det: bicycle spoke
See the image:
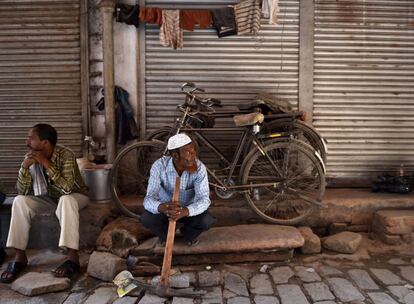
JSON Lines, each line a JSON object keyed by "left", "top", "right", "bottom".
{"left": 263, "top": 191, "right": 283, "bottom": 212}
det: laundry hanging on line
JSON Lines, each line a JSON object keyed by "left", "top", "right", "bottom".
{"left": 115, "top": 0, "right": 280, "bottom": 49}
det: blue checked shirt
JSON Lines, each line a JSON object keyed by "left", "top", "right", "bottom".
{"left": 143, "top": 156, "right": 211, "bottom": 216}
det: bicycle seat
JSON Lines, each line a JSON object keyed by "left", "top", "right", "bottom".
{"left": 237, "top": 100, "right": 264, "bottom": 110}
{"left": 233, "top": 113, "right": 264, "bottom": 126}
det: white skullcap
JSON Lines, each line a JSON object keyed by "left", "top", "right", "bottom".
{"left": 167, "top": 133, "right": 192, "bottom": 150}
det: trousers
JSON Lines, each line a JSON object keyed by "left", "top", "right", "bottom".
{"left": 6, "top": 193, "right": 89, "bottom": 251}
{"left": 140, "top": 210, "right": 216, "bottom": 242}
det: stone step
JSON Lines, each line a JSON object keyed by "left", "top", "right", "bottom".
{"left": 0, "top": 201, "right": 115, "bottom": 249}
{"left": 372, "top": 209, "right": 414, "bottom": 245}
{"left": 130, "top": 224, "right": 304, "bottom": 265}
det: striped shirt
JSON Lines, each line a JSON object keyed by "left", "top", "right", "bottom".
{"left": 144, "top": 156, "right": 211, "bottom": 217}
{"left": 17, "top": 144, "right": 88, "bottom": 200}
{"left": 234, "top": 0, "right": 261, "bottom": 36}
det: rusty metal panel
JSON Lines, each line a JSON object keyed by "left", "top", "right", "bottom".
{"left": 0, "top": 0, "right": 83, "bottom": 192}
{"left": 313, "top": 0, "right": 414, "bottom": 185}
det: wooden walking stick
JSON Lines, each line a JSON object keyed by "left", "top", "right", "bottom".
{"left": 159, "top": 176, "right": 181, "bottom": 289}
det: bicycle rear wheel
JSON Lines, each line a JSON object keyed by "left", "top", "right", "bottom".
{"left": 262, "top": 119, "right": 327, "bottom": 162}
{"left": 241, "top": 140, "right": 325, "bottom": 225}
{"left": 110, "top": 140, "right": 166, "bottom": 218}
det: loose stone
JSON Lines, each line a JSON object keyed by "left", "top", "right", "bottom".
{"left": 11, "top": 272, "right": 71, "bottom": 296}
{"left": 138, "top": 293, "right": 167, "bottom": 304}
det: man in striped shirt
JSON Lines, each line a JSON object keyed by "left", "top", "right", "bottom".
{"left": 140, "top": 133, "right": 215, "bottom": 246}
{"left": 0, "top": 124, "right": 89, "bottom": 283}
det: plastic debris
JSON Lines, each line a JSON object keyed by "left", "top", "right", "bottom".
{"left": 260, "top": 264, "right": 269, "bottom": 273}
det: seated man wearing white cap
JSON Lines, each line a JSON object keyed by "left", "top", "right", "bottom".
{"left": 140, "top": 133, "right": 215, "bottom": 246}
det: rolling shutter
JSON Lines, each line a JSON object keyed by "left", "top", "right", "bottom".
{"left": 140, "top": 0, "right": 300, "bottom": 165}
{"left": 313, "top": 0, "right": 414, "bottom": 185}
{"left": 0, "top": 0, "right": 84, "bottom": 192}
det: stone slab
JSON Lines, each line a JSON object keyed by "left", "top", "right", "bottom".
{"left": 326, "top": 277, "right": 365, "bottom": 302}
{"left": 399, "top": 266, "right": 414, "bottom": 284}
{"left": 198, "top": 270, "right": 221, "bottom": 287}
{"left": 254, "top": 295, "right": 280, "bottom": 304}
{"left": 277, "top": 284, "right": 309, "bottom": 304}
{"left": 224, "top": 272, "right": 249, "bottom": 296}
{"left": 303, "top": 282, "right": 335, "bottom": 302}
{"left": 294, "top": 266, "right": 321, "bottom": 282}
{"left": 270, "top": 266, "right": 294, "bottom": 284}
{"left": 368, "top": 292, "right": 399, "bottom": 304}
{"left": 250, "top": 273, "right": 274, "bottom": 295}
{"left": 348, "top": 269, "right": 379, "bottom": 290}
{"left": 11, "top": 272, "right": 70, "bottom": 296}
{"left": 370, "top": 268, "right": 406, "bottom": 285}
{"left": 153, "top": 224, "right": 304, "bottom": 255}
{"left": 84, "top": 286, "right": 118, "bottom": 304}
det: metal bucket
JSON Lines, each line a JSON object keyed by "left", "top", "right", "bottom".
{"left": 81, "top": 164, "right": 112, "bottom": 202}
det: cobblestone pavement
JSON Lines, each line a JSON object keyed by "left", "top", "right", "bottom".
{"left": 1, "top": 238, "right": 414, "bottom": 304}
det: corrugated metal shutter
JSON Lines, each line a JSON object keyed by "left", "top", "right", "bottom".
{"left": 0, "top": 0, "right": 83, "bottom": 192}
{"left": 141, "top": 0, "right": 299, "bottom": 166}
{"left": 313, "top": 0, "right": 414, "bottom": 185}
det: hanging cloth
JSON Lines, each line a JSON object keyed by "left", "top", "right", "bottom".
{"left": 159, "top": 10, "right": 183, "bottom": 49}
{"left": 139, "top": 7, "right": 163, "bottom": 26}
{"left": 262, "top": 0, "right": 279, "bottom": 24}
{"left": 116, "top": 4, "right": 140, "bottom": 27}
{"left": 180, "top": 10, "right": 212, "bottom": 31}
{"left": 211, "top": 7, "right": 237, "bottom": 38}
{"left": 30, "top": 164, "right": 48, "bottom": 196}
{"left": 234, "top": 0, "right": 261, "bottom": 36}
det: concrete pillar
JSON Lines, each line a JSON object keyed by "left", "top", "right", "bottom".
{"left": 100, "top": 0, "right": 116, "bottom": 163}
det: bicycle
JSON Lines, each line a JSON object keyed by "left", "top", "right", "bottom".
{"left": 111, "top": 83, "right": 326, "bottom": 225}
{"left": 146, "top": 87, "right": 327, "bottom": 163}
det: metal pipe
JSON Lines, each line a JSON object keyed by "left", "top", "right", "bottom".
{"left": 100, "top": 0, "right": 116, "bottom": 163}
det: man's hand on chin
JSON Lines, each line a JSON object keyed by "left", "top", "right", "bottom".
{"left": 27, "top": 151, "right": 51, "bottom": 169}
{"left": 22, "top": 152, "right": 36, "bottom": 169}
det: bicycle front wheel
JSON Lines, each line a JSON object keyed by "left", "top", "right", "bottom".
{"left": 241, "top": 140, "right": 326, "bottom": 225}
{"left": 110, "top": 140, "right": 166, "bottom": 218}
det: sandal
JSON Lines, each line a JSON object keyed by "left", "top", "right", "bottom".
{"left": 53, "top": 260, "right": 80, "bottom": 278}
{"left": 0, "top": 261, "right": 27, "bottom": 283}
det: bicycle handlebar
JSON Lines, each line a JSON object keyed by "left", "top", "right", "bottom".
{"left": 180, "top": 82, "right": 222, "bottom": 108}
